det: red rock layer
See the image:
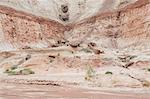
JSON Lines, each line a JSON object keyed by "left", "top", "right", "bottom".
{"left": 0, "top": 0, "right": 149, "bottom": 50}
{"left": 67, "top": 0, "right": 150, "bottom": 50}
{"left": 0, "top": 5, "right": 67, "bottom": 50}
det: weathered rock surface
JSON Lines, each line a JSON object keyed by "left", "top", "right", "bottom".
{"left": 69, "top": 0, "right": 150, "bottom": 50}
{"left": 0, "top": 0, "right": 137, "bottom": 24}
{"left": 0, "top": 0, "right": 148, "bottom": 51}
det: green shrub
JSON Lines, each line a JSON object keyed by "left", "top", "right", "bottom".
{"left": 4, "top": 67, "right": 35, "bottom": 75}
{"left": 5, "top": 69, "right": 10, "bottom": 73}
{"left": 20, "top": 68, "right": 35, "bottom": 75}
{"left": 10, "top": 66, "right": 17, "bottom": 70}
{"left": 147, "top": 68, "right": 150, "bottom": 72}
{"left": 85, "top": 66, "right": 95, "bottom": 80}
{"left": 81, "top": 48, "right": 92, "bottom": 53}
{"left": 143, "top": 68, "right": 150, "bottom": 72}
{"left": 105, "top": 71, "right": 113, "bottom": 75}
{"left": 7, "top": 71, "right": 19, "bottom": 75}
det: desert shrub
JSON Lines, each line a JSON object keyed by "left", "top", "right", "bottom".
{"left": 20, "top": 68, "right": 35, "bottom": 75}
{"left": 4, "top": 67, "right": 34, "bottom": 75}
{"left": 143, "top": 68, "right": 150, "bottom": 72}
{"left": 4, "top": 66, "right": 18, "bottom": 74}
{"left": 105, "top": 71, "right": 113, "bottom": 75}
{"left": 4, "top": 68, "right": 19, "bottom": 75}
{"left": 118, "top": 0, "right": 129, "bottom": 7}
{"left": 102, "top": 57, "right": 112, "bottom": 61}
{"left": 10, "top": 66, "right": 18, "bottom": 70}
{"left": 85, "top": 65, "right": 95, "bottom": 80}
{"left": 142, "top": 80, "right": 150, "bottom": 87}
{"left": 80, "top": 48, "right": 92, "bottom": 53}
{"left": 147, "top": 68, "right": 150, "bottom": 72}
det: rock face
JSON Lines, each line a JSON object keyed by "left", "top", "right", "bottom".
{"left": 0, "top": 0, "right": 137, "bottom": 24}
{"left": 1, "top": 0, "right": 150, "bottom": 89}
{"left": 68, "top": 0, "right": 150, "bottom": 50}
{"left": 0, "top": 0, "right": 149, "bottom": 51}
{"left": 0, "top": 5, "right": 66, "bottom": 50}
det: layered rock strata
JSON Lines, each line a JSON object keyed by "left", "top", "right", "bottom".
{"left": 68, "top": 0, "right": 150, "bottom": 51}
{"left": 0, "top": 0, "right": 149, "bottom": 51}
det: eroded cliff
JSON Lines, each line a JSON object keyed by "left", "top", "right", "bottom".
{"left": 68, "top": 0, "right": 150, "bottom": 51}
{"left": 0, "top": 0, "right": 150, "bottom": 89}
{"left": 0, "top": 0, "right": 149, "bottom": 51}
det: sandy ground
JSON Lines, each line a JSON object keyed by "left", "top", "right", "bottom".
{"left": 1, "top": 82, "right": 150, "bottom": 99}
{"left": 0, "top": 49, "right": 150, "bottom": 98}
